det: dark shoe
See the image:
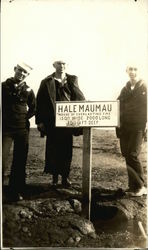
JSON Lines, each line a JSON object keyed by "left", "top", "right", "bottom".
{"left": 62, "top": 178, "right": 72, "bottom": 188}
{"left": 18, "top": 193, "right": 24, "bottom": 201}
{"left": 9, "top": 192, "right": 23, "bottom": 202}
{"left": 125, "top": 188, "right": 135, "bottom": 193}
{"left": 52, "top": 175, "right": 58, "bottom": 186}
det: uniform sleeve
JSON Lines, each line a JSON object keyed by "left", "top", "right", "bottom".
{"left": 69, "top": 76, "right": 86, "bottom": 136}
{"left": 2, "top": 81, "right": 12, "bottom": 116}
{"left": 35, "top": 80, "right": 47, "bottom": 124}
{"left": 117, "top": 87, "right": 126, "bottom": 119}
{"left": 141, "top": 83, "right": 147, "bottom": 124}
{"left": 115, "top": 88, "right": 124, "bottom": 138}
{"left": 27, "top": 89, "right": 36, "bottom": 119}
{"left": 2, "top": 82, "right": 7, "bottom": 117}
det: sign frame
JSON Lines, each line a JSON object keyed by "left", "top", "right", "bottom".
{"left": 55, "top": 100, "right": 120, "bottom": 128}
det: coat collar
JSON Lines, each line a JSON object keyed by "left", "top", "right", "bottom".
{"left": 126, "top": 79, "right": 143, "bottom": 90}
{"left": 47, "top": 72, "right": 69, "bottom": 80}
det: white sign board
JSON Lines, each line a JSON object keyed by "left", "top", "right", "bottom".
{"left": 56, "top": 101, "right": 120, "bottom": 127}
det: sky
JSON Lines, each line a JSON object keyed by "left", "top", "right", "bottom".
{"left": 1, "top": 0, "right": 148, "bottom": 126}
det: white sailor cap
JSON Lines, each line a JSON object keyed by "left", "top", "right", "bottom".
{"left": 17, "top": 62, "right": 33, "bottom": 73}
{"left": 53, "top": 59, "right": 67, "bottom": 65}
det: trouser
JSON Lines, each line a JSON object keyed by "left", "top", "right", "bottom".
{"left": 2, "top": 130, "right": 29, "bottom": 193}
{"left": 120, "top": 129, "right": 145, "bottom": 191}
{"left": 44, "top": 128, "right": 73, "bottom": 178}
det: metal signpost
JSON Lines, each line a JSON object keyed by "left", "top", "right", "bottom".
{"left": 56, "top": 101, "right": 120, "bottom": 220}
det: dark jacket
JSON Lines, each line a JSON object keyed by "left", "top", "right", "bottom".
{"left": 117, "top": 79, "right": 147, "bottom": 132}
{"left": 35, "top": 73, "right": 85, "bottom": 131}
{"left": 2, "top": 78, "right": 36, "bottom": 131}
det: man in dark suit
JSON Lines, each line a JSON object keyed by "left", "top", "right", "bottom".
{"left": 36, "top": 60, "right": 85, "bottom": 187}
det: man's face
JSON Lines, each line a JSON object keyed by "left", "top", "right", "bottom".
{"left": 126, "top": 66, "right": 138, "bottom": 81}
{"left": 53, "top": 61, "right": 66, "bottom": 74}
{"left": 14, "top": 66, "right": 29, "bottom": 82}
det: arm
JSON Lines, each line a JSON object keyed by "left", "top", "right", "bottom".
{"left": 115, "top": 88, "right": 124, "bottom": 138}
{"left": 35, "top": 80, "right": 48, "bottom": 135}
{"left": 70, "top": 76, "right": 85, "bottom": 101}
{"left": 69, "top": 76, "right": 85, "bottom": 136}
{"left": 27, "top": 89, "right": 36, "bottom": 119}
{"left": 35, "top": 80, "right": 47, "bottom": 125}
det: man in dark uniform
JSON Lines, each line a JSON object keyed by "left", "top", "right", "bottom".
{"left": 116, "top": 64, "right": 147, "bottom": 197}
{"left": 2, "top": 62, "right": 36, "bottom": 201}
{"left": 36, "top": 59, "right": 85, "bottom": 187}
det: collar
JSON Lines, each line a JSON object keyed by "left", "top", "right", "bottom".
{"left": 126, "top": 79, "right": 143, "bottom": 90}
{"left": 47, "top": 72, "right": 69, "bottom": 78}
{"left": 54, "top": 75, "right": 67, "bottom": 86}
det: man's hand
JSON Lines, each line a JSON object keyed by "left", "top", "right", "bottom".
{"left": 116, "top": 127, "right": 121, "bottom": 138}
{"left": 37, "top": 123, "right": 46, "bottom": 137}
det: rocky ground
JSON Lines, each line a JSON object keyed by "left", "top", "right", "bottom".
{"left": 2, "top": 128, "right": 147, "bottom": 248}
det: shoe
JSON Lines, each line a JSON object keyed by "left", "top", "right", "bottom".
{"left": 129, "top": 186, "right": 147, "bottom": 197}
{"left": 62, "top": 178, "right": 72, "bottom": 188}
{"left": 52, "top": 175, "right": 58, "bottom": 186}
{"left": 125, "top": 188, "right": 135, "bottom": 194}
{"left": 9, "top": 192, "right": 23, "bottom": 202}
{"left": 18, "top": 193, "right": 23, "bottom": 201}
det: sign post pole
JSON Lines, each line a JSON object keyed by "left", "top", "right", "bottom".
{"left": 55, "top": 101, "right": 119, "bottom": 221}
{"left": 82, "top": 127, "right": 92, "bottom": 220}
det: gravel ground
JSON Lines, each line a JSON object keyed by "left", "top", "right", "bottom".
{"left": 2, "top": 128, "right": 147, "bottom": 248}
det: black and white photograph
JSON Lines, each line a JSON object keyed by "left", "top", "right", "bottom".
{"left": 1, "top": 0, "right": 148, "bottom": 249}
